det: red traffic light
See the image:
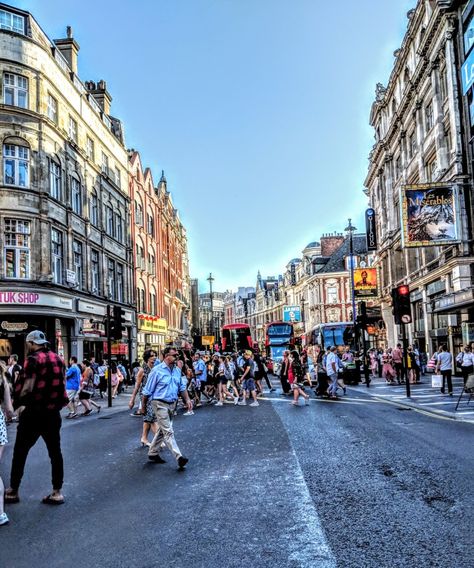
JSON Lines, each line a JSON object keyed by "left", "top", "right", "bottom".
{"left": 397, "top": 285, "right": 410, "bottom": 296}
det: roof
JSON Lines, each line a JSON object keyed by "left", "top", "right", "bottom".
{"left": 320, "top": 234, "right": 368, "bottom": 274}
{"left": 305, "top": 241, "right": 320, "bottom": 249}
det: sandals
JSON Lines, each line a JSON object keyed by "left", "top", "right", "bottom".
{"left": 42, "top": 494, "right": 65, "bottom": 505}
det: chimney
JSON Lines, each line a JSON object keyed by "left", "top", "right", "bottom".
{"left": 54, "top": 26, "right": 80, "bottom": 74}
{"left": 85, "top": 79, "right": 112, "bottom": 115}
{"left": 320, "top": 232, "right": 345, "bottom": 257}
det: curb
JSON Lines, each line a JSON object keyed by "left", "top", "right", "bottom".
{"left": 346, "top": 385, "right": 474, "bottom": 424}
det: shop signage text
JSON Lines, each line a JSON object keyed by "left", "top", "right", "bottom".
{"left": 1, "top": 321, "right": 28, "bottom": 332}
{"left": 0, "top": 291, "right": 73, "bottom": 310}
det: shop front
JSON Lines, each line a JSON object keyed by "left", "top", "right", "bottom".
{"left": 0, "top": 289, "right": 74, "bottom": 364}
{"left": 137, "top": 314, "right": 167, "bottom": 360}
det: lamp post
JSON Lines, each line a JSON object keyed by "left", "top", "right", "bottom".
{"left": 345, "top": 219, "right": 357, "bottom": 337}
{"left": 207, "top": 272, "right": 214, "bottom": 342}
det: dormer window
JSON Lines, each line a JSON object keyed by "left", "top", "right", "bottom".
{"left": 0, "top": 9, "right": 25, "bottom": 34}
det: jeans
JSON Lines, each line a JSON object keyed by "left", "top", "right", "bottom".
{"left": 328, "top": 373, "right": 338, "bottom": 395}
{"left": 10, "top": 407, "right": 64, "bottom": 491}
{"left": 148, "top": 400, "right": 182, "bottom": 461}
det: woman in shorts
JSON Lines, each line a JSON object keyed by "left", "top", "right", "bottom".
{"left": 288, "top": 351, "right": 310, "bottom": 406}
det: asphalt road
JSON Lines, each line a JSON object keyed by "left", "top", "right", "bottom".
{"left": 0, "top": 386, "right": 472, "bottom": 568}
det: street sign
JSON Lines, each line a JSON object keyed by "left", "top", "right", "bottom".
{"left": 283, "top": 305, "right": 301, "bottom": 322}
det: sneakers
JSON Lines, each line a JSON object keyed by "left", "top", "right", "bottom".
{"left": 183, "top": 410, "right": 194, "bottom": 416}
{"left": 177, "top": 455, "right": 189, "bottom": 470}
{"left": 0, "top": 513, "right": 9, "bottom": 526}
{"left": 66, "top": 412, "right": 77, "bottom": 419}
{"left": 237, "top": 400, "right": 247, "bottom": 406}
{"left": 215, "top": 401, "right": 223, "bottom": 407}
{"left": 249, "top": 401, "right": 259, "bottom": 407}
{"left": 234, "top": 397, "right": 239, "bottom": 405}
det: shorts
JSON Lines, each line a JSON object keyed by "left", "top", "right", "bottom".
{"left": 66, "top": 389, "right": 77, "bottom": 402}
{"left": 78, "top": 391, "right": 91, "bottom": 400}
{"left": 220, "top": 377, "right": 230, "bottom": 385}
{"left": 243, "top": 378, "right": 256, "bottom": 392}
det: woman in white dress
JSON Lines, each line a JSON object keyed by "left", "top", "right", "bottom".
{"left": 0, "top": 361, "right": 14, "bottom": 526}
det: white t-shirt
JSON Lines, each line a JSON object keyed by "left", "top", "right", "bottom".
{"left": 457, "top": 351, "right": 474, "bottom": 367}
{"left": 326, "top": 352, "right": 338, "bottom": 376}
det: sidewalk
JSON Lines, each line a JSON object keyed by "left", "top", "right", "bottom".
{"left": 347, "top": 375, "right": 474, "bottom": 423}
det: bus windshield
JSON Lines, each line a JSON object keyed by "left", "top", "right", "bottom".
{"left": 267, "top": 324, "right": 292, "bottom": 336}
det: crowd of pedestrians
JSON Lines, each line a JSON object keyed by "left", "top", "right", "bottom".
{"left": 1, "top": 327, "right": 473, "bottom": 528}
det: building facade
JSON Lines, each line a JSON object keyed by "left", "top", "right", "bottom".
{"left": 129, "top": 151, "right": 191, "bottom": 357}
{"left": 198, "top": 291, "right": 225, "bottom": 340}
{"left": 0, "top": 4, "right": 134, "bottom": 363}
{"left": 364, "top": 0, "right": 474, "bottom": 354}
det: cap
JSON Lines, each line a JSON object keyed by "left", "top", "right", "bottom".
{"left": 25, "top": 330, "right": 49, "bottom": 345}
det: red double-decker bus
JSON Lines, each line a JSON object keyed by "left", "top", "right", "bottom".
{"left": 221, "top": 323, "right": 253, "bottom": 353}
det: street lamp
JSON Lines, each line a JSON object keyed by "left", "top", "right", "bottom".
{"left": 207, "top": 272, "right": 214, "bottom": 340}
{"left": 344, "top": 219, "right": 357, "bottom": 335}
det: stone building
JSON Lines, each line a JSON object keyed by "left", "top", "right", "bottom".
{"left": 198, "top": 291, "right": 225, "bottom": 340}
{"left": 0, "top": 4, "right": 134, "bottom": 362}
{"left": 129, "top": 151, "right": 191, "bottom": 355}
{"left": 364, "top": 0, "right": 474, "bottom": 354}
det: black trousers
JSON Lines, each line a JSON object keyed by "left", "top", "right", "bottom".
{"left": 441, "top": 370, "right": 453, "bottom": 394}
{"left": 10, "top": 407, "right": 64, "bottom": 492}
{"left": 461, "top": 365, "right": 473, "bottom": 385}
{"left": 280, "top": 374, "right": 291, "bottom": 393}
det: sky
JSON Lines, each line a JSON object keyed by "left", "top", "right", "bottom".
{"left": 10, "top": 0, "right": 415, "bottom": 292}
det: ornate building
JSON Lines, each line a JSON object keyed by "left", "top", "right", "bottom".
{"left": 0, "top": 5, "right": 134, "bottom": 363}
{"left": 364, "top": 0, "right": 474, "bottom": 354}
{"left": 129, "top": 151, "right": 190, "bottom": 356}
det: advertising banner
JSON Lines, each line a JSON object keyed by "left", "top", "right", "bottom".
{"left": 354, "top": 267, "right": 378, "bottom": 298}
{"left": 283, "top": 305, "right": 301, "bottom": 322}
{"left": 401, "top": 184, "right": 459, "bottom": 248}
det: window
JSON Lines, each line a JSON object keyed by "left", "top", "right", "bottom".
{"left": 440, "top": 68, "right": 448, "bottom": 101}
{"left": 148, "top": 252, "right": 155, "bottom": 275}
{"left": 86, "top": 137, "right": 95, "bottom": 161}
{"left": 106, "top": 205, "right": 114, "bottom": 235}
{"left": 135, "top": 201, "right": 143, "bottom": 226}
{"left": 49, "top": 159, "right": 61, "bottom": 200}
{"left": 150, "top": 291, "right": 157, "bottom": 315}
{"left": 117, "top": 263, "right": 124, "bottom": 303}
{"left": 464, "top": 15, "right": 474, "bottom": 55}
{"left": 425, "top": 102, "right": 434, "bottom": 131}
{"left": 136, "top": 244, "right": 145, "bottom": 270}
{"left": 0, "top": 9, "right": 25, "bottom": 33}
{"left": 107, "top": 259, "right": 116, "bottom": 300}
{"left": 51, "top": 228, "right": 63, "bottom": 284}
{"left": 71, "top": 177, "right": 82, "bottom": 214}
{"left": 327, "top": 287, "right": 338, "bottom": 304}
{"left": 47, "top": 94, "right": 57, "bottom": 123}
{"left": 147, "top": 213, "right": 154, "bottom": 236}
{"left": 91, "top": 249, "right": 100, "bottom": 293}
{"left": 90, "top": 193, "right": 98, "bottom": 226}
{"left": 4, "top": 219, "right": 30, "bottom": 279}
{"left": 73, "top": 240, "right": 83, "bottom": 290}
{"left": 115, "top": 212, "right": 123, "bottom": 242}
{"left": 409, "top": 131, "right": 417, "bottom": 159}
{"left": 444, "top": 127, "right": 452, "bottom": 154}
{"left": 395, "top": 155, "right": 402, "bottom": 179}
{"left": 114, "top": 167, "right": 121, "bottom": 188}
{"left": 427, "top": 158, "right": 437, "bottom": 181}
{"left": 68, "top": 116, "right": 78, "bottom": 142}
{"left": 3, "top": 144, "right": 29, "bottom": 187}
{"left": 137, "top": 288, "right": 146, "bottom": 313}
{"left": 101, "top": 152, "right": 109, "bottom": 175}
{"left": 3, "top": 73, "right": 28, "bottom": 108}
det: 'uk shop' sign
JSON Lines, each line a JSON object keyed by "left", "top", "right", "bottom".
{"left": 0, "top": 291, "right": 73, "bottom": 310}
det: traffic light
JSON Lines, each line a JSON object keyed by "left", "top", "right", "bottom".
{"left": 109, "top": 305, "right": 127, "bottom": 340}
{"left": 391, "top": 285, "right": 412, "bottom": 325}
{"left": 356, "top": 301, "right": 368, "bottom": 330}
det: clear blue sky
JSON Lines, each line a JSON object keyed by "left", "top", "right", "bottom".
{"left": 10, "top": 0, "right": 415, "bottom": 292}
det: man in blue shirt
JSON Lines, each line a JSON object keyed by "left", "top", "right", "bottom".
{"left": 65, "top": 356, "right": 81, "bottom": 418}
{"left": 142, "top": 347, "right": 192, "bottom": 469}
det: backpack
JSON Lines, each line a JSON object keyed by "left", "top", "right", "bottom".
{"left": 224, "top": 363, "right": 233, "bottom": 381}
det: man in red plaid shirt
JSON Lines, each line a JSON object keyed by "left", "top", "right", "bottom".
{"left": 4, "top": 330, "right": 69, "bottom": 506}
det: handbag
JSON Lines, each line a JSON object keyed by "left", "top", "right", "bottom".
{"left": 431, "top": 374, "right": 443, "bottom": 388}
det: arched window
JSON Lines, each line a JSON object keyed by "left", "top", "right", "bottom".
{"left": 3, "top": 138, "right": 29, "bottom": 187}
{"left": 147, "top": 210, "right": 154, "bottom": 236}
{"left": 106, "top": 204, "right": 114, "bottom": 235}
{"left": 150, "top": 288, "right": 157, "bottom": 315}
{"left": 115, "top": 209, "right": 123, "bottom": 242}
{"left": 71, "top": 173, "right": 82, "bottom": 214}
